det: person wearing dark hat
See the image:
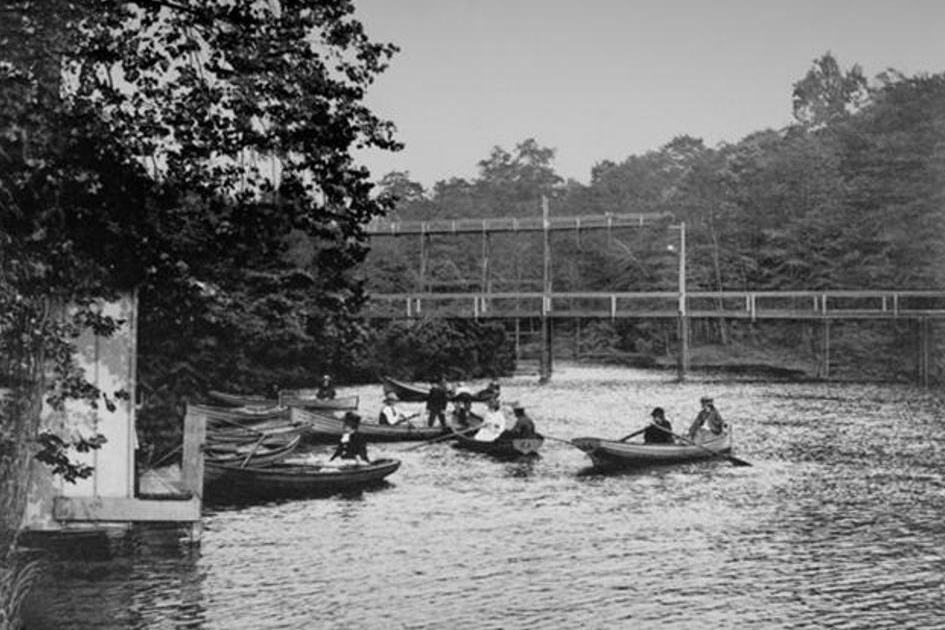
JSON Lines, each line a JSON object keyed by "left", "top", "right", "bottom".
{"left": 426, "top": 376, "right": 449, "bottom": 428}
{"left": 315, "top": 374, "right": 336, "bottom": 400}
{"left": 687, "top": 396, "right": 725, "bottom": 440}
{"left": 330, "top": 412, "right": 371, "bottom": 464}
{"left": 644, "top": 407, "right": 674, "bottom": 444}
{"left": 500, "top": 402, "right": 536, "bottom": 439}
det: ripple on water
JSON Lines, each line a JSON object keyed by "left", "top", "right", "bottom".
{"left": 22, "top": 364, "right": 945, "bottom": 630}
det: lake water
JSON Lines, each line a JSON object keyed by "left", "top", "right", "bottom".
{"left": 21, "top": 364, "right": 945, "bottom": 629}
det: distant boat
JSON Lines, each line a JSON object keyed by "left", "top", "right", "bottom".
{"left": 278, "top": 391, "right": 359, "bottom": 411}
{"left": 451, "top": 432, "right": 544, "bottom": 458}
{"left": 570, "top": 430, "right": 734, "bottom": 470}
{"left": 203, "top": 457, "right": 401, "bottom": 500}
{"left": 208, "top": 390, "right": 279, "bottom": 408}
{"left": 382, "top": 376, "right": 497, "bottom": 403}
{"left": 290, "top": 407, "right": 451, "bottom": 442}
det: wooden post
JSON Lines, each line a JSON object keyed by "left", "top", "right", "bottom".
{"left": 418, "top": 232, "right": 428, "bottom": 292}
{"left": 481, "top": 232, "right": 490, "bottom": 314}
{"left": 539, "top": 197, "right": 553, "bottom": 383}
{"left": 180, "top": 405, "right": 206, "bottom": 543}
{"left": 676, "top": 221, "right": 689, "bottom": 381}
{"left": 514, "top": 318, "right": 521, "bottom": 360}
{"left": 918, "top": 318, "right": 931, "bottom": 388}
{"left": 821, "top": 319, "right": 831, "bottom": 380}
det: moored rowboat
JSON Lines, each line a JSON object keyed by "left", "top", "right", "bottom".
{"left": 203, "top": 457, "right": 401, "bottom": 499}
{"left": 451, "top": 432, "right": 544, "bottom": 457}
{"left": 277, "top": 392, "right": 359, "bottom": 411}
{"left": 381, "top": 376, "right": 497, "bottom": 403}
{"left": 290, "top": 407, "right": 450, "bottom": 442}
{"left": 570, "top": 429, "right": 733, "bottom": 470}
{"left": 208, "top": 390, "right": 279, "bottom": 408}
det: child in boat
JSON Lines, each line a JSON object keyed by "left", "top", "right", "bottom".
{"left": 330, "top": 412, "right": 371, "bottom": 464}
{"left": 643, "top": 407, "right": 674, "bottom": 444}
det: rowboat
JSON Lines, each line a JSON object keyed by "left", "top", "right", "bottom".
{"left": 208, "top": 390, "right": 279, "bottom": 408}
{"left": 277, "top": 392, "right": 359, "bottom": 411}
{"left": 382, "top": 376, "right": 497, "bottom": 403}
{"left": 203, "top": 458, "right": 401, "bottom": 499}
{"left": 451, "top": 432, "right": 544, "bottom": 458}
{"left": 570, "top": 429, "right": 733, "bottom": 470}
{"left": 290, "top": 407, "right": 451, "bottom": 442}
{"left": 197, "top": 403, "right": 289, "bottom": 426}
{"left": 203, "top": 434, "right": 301, "bottom": 470}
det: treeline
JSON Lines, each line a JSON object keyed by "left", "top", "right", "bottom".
{"left": 363, "top": 54, "right": 945, "bottom": 377}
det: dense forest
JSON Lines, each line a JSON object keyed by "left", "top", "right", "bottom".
{"left": 362, "top": 54, "right": 945, "bottom": 381}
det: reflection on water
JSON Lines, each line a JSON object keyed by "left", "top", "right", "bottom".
{"left": 22, "top": 364, "right": 945, "bottom": 629}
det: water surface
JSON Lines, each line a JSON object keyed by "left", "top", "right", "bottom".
{"left": 23, "top": 364, "right": 945, "bottom": 629}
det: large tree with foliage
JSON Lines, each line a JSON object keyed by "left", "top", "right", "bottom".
{"left": 1, "top": 0, "right": 399, "bottom": 615}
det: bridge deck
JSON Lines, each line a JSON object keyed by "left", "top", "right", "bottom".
{"left": 364, "top": 290, "right": 945, "bottom": 320}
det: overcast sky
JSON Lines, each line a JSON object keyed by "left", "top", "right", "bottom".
{"left": 352, "top": 0, "right": 945, "bottom": 188}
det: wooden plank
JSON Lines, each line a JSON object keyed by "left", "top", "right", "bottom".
{"left": 54, "top": 496, "right": 201, "bottom": 522}
{"left": 181, "top": 406, "right": 206, "bottom": 500}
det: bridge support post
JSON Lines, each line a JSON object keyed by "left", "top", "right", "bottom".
{"left": 675, "top": 221, "right": 688, "bottom": 381}
{"left": 917, "top": 317, "right": 932, "bottom": 388}
{"left": 820, "top": 319, "right": 831, "bottom": 380}
{"left": 539, "top": 197, "right": 553, "bottom": 384}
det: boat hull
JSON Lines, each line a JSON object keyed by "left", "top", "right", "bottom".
{"left": 277, "top": 393, "right": 359, "bottom": 411}
{"left": 203, "top": 458, "right": 401, "bottom": 499}
{"left": 452, "top": 433, "right": 544, "bottom": 457}
{"left": 291, "top": 407, "right": 451, "bottom": 442}
{"left": 572, "top": 430, "right": 733, "bottom": 470}
{"left": 382, "top": 376, "right": 496, "bottom": 403}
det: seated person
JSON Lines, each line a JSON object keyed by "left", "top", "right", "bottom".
{"left": 451, "top": 389, "right": 474, "bottom": 428}
{"left": 687, "top": 396, "right": 725, "bottom": 439}
{"left": 316, "top": 374, "right": 336, "bottom": 400}
{"left": 378, "top": 392, "right": 413, "bottom": 426}
{"left": 330, "top": 412, "right": 371, "bottom": 464}
{"left": 473, "top": 396, "right": 508, "bottom": 442}
{"left": 500, "top": 402, "right": 536, "bottom": 438}
{"left": 643, "top": 407, "right": 674, "bottom": 444}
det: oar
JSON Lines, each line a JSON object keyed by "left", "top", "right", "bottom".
{"left": 618, "top": 427, "right": 648, "bottom": 442}
{"left": 398, "top": 424, "right": 480, "bottom": 451}
{"left": 239, "top": 434, "right": 267, "bottom": 468}
{"left": 655, "top": 425, "right": 752, "bottom": 467}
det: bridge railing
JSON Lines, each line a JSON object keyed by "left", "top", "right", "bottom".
{"left": 363, "top": 290, "right": 945, "bottom": 320}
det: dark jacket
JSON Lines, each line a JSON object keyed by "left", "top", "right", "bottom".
{"left": 330, "top": 431, "right": 370, "bottom": 462}
{"left": 644, "top": 418, "right": 674, "bottom": 444}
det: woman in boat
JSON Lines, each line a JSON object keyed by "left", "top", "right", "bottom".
{"left": 451, "top": 388, "right": 474, "bottom": 427}
{"left": 330, "top": 412, "right": 371, "bottom": 464}
{"left": 687, "top": 396, "right": 726, "bottom": 440}
{"left": 643, "top": 407, "right": 674, "bottom": 444}
{"left": 473, "top": 396, "right": 509, "bottom": 442}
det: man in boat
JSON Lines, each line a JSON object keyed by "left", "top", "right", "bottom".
{"left": 687, "top": 396, "right": 726, "bottom": 440}
{"left": 500, "top": 402, "right": 536, "bottom": 438}
{"left": 330, "top": 412, "right": 371, "bottom": 464}
{"left": 316, "top": 374, "right": 336, "bottom": 400}
{"left": 426, "top": 376, "right": 449, "bottom": 428}
{"left": 643, "top": 407, "right": 674, "bottom": 444}
{"left": 378, "top": 392, "right": 414, "bottom": 426}
{"left": 473, "top": 396, "right": 510, "bottom": 442}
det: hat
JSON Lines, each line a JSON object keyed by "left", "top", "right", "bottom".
{"left": 510, "top": 401, "right": 525, "bottom": 411}
{"left": 700, "top": 396, "right": 713, "bottom": 404}
{"left": 343, "top": 411, "right": 361, "bottom": 426}
{"left": 651, "top": 406, "right": 665, "bottom": 418}
{"left": 384, "top": 391, "right": 399, "bottom": 402}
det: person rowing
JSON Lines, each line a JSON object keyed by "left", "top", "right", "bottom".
{"left": 378, "top": 392, "right": 418, "bottom": 426}
{"left": 643, "top": 407, "right": 674, "bottom": 444}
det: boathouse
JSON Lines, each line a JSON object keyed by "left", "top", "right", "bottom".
{"left": 21, "top": 294, "right": 204, "bottom": 538}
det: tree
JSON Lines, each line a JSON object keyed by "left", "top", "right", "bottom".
{"left": 792, "top": 52, "right": 868, "bottom": 128}
{"left": 1, "top": 0, "right": 400, "bottom": 604}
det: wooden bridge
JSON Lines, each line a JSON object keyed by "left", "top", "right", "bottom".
{"left": 364, "top": 207, "right": 941, "bottom": 385}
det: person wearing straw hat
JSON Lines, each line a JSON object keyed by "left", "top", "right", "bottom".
{"left": 330, "top": 412, "right": 371, "bottom": 464}
{"left": 687, "top": 396, "right": 725, "bottom": 440}
{"left": 473, "top": 395, "right": 509, "bottom": 442}
{"left": 378, "top": 391, "right": 415, "bottom": 426}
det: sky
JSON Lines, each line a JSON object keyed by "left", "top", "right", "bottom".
{"left": 351, "top": 0, "right": 945, "bottom": 189}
